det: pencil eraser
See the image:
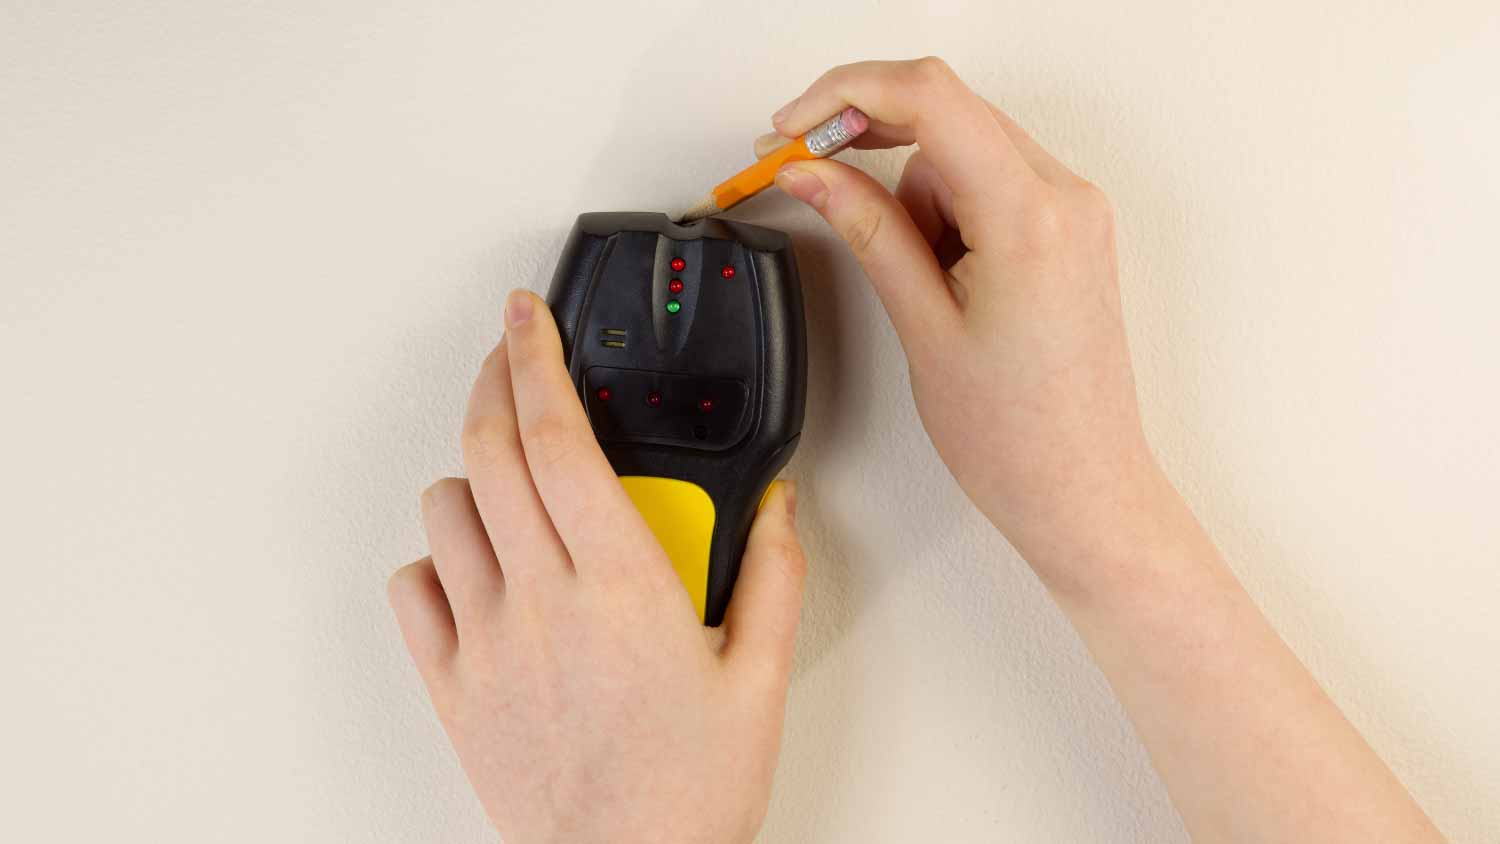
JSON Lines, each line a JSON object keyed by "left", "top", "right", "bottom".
{"left": 840, "top": 107, "right": 869, "bottom": 136}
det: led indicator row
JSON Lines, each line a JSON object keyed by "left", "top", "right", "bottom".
{"left": 595, "top": 386, "right": 714, "bottom": 412}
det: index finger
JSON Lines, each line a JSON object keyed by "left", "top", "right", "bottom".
{"left": 771, "top": 58, "right": 1036, "bottom": 201}
{"left": 499, "top": 290, "right": 677, "bottom": 588}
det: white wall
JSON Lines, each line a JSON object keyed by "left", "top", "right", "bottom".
{"left": 3, "top": 1, "right": 1496, "bottom": 841}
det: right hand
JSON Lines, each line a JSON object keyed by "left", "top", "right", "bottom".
{"left": 764, "top": 58, "right": 1156, "bottom": 592}
{"left": 763, "top": 61, "right": 1449, "bottom": 844}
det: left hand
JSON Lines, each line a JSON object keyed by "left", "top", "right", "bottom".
{"left": 387, "top": 289, "right": 807, "bottom": 844}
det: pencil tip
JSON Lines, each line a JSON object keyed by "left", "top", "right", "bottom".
{"left": 675, "top": 197, "right": 720, "bottom": 224}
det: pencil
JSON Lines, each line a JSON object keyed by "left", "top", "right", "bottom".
{"left": 677, "top": 107, "right": 870, "bottom": 223}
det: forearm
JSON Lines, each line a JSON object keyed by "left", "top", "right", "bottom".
{"left": 1030, "top": 465, "right": 1443, "bottom": 843}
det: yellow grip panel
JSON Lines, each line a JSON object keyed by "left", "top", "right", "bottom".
{"left": 618, "top": 476, "right": 715, "bottom": 621}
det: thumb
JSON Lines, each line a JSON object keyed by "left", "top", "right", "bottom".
{"left": 722, "top": 480, "right": 806, "bottom": 681}
{"left": 774, "top": 159, "right": 960, "bottom": 348}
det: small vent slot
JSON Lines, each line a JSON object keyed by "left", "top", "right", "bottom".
{"left": 599, "top": 328, "right": 627, "bottom": 349}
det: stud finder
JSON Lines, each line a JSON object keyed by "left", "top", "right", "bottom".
{"left": 546, "top": 212, "right": 807, "bottom": 625}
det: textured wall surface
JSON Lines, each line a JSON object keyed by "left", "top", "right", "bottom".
{"left": 3, "top": 1, "right": 1497, "bottom": 841}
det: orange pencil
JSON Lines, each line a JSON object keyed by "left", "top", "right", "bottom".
{"left": 678, "top": 107, "right": 870, "bottom": 222}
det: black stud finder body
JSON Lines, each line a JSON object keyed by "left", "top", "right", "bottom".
{"left": 546, "top": 212, "right": 806, "bottom": 626}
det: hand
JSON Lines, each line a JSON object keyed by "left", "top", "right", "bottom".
{"left": 765, "top": 59, "right": 1444, "bottom": 844}
{"left": 765, "top": 58, "right": 1152, "bottom": 595}
{"left": 388, "top": 290, "right": 806, "bottom": 844}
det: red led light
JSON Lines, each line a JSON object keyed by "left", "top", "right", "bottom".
{"left": 646, "top": 390, "right": 663, "bottom": 407}
{"left": 668, "top": 278, "right": 684, "bottom": 294}
{"left": 720, "top": 265, "right": 735, "bottom": 279}
{"left": 698, "top": 398, "right": 714, "bottom": 413}
{"left": 595, "top": 387, "right": 611, "bottom": 402}
{"left": 670, "top": 257, "right": 686, "bottom": 272}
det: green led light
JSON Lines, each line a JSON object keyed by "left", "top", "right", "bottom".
{"left": 666, "top": 300, "right": 681, "bottom": 314}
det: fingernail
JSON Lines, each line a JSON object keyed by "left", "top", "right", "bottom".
{"left": 775, "top": 166, "right": 828, "bottom": 209}
{"left": 505, "top": 290, "right": 534, "bottom": 326}
{"left": 772, "top": 97, "right": 798, "bottom": 127}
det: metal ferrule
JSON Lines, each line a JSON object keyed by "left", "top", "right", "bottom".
{"left": 804, "top": 111, "right": 861, "bottom": 157}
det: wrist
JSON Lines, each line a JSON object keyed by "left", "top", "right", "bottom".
{"left": 1000, "top": 448, "right": 1226, "bottom": 612}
